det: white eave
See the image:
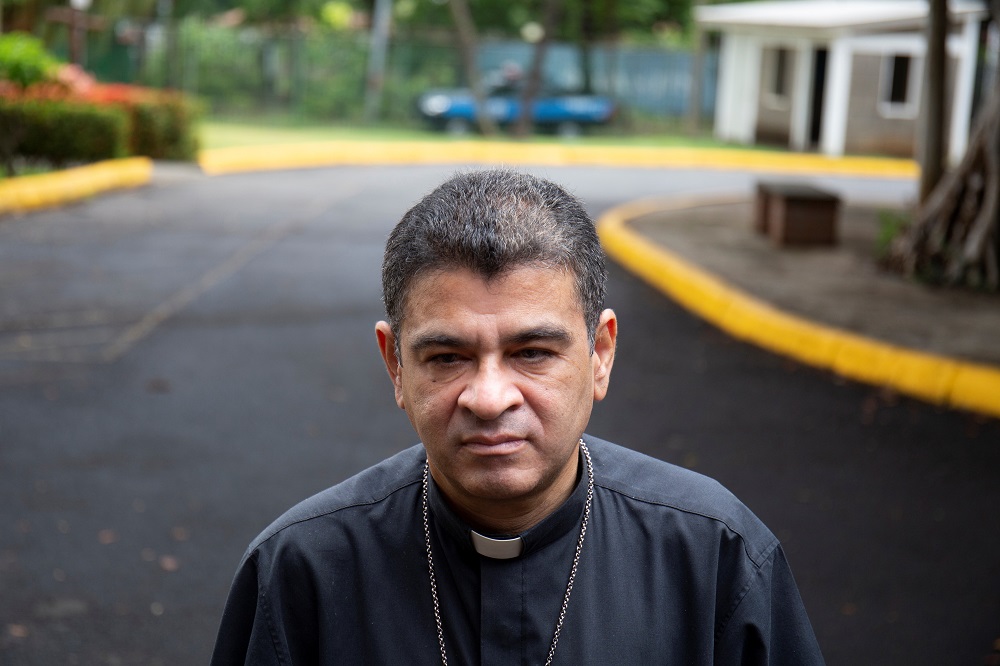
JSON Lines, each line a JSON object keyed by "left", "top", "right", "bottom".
{"left": 696, "top": 0, "right": 988, "bottom": 38}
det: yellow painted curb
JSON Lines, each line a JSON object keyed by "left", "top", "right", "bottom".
{"left": 597, "top": 198, "right": 1000, "bottom": 420}
{"left": 198, "top": 140, "right": 918, "bottom": 179}
{"left": 0, "top": 157, "right": 153, "bottom": 215}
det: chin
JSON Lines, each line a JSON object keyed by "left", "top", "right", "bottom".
{"left": 463, "top": 470, "right": 541, "bottom": 502}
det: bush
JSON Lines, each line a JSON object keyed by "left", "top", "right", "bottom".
{"left": 0, "top": 98, "right": 129, "bottom": 168}
{"left": 86, "top": 84, "right": 202, "bottom": 160}
{"left": 0, "top": 35, "right": 198, "bottom": 171}
{"left": 133, "top": 93, "right": 202, "bottom": 160}
{"left": 0, "top": 33, "right": 62, "bottom": 89}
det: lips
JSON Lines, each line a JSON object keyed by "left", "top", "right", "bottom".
{"left": 461, "top": 436, "right": 526, "bottom": 455}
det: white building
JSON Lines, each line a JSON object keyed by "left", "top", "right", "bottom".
{"left": 697, "top": 0, "right": 991, "bottom": 162}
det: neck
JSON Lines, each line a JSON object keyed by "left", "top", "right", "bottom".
{"left": 431, "top": 453, "right": 580, "bottom": 535}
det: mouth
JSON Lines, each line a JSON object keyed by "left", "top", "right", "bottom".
{"left": 461, "top": 436, "right": 527, "bottom": 455}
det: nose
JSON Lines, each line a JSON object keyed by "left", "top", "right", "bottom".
{"left": 457, "top": 359, "right": 523, "bottom": 420}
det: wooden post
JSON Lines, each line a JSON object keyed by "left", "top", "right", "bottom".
{"left": 44, "top": 6, "right": 105, "bottom": 68}
{"left": 919, "top": 0, "right": 947, "bottom": 202}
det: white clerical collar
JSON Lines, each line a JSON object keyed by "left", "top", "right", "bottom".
{"left": 469, "top": 530, "right": 524, "bottom": 559}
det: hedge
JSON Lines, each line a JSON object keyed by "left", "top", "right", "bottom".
{"left": 0, "top": 88, "right": 200, "bottom": 175}
{"left": 88, "top": 85, "right": 201, "bottom": 161}
{"left": 0, "top": 98, "right": 129, "bottom": 169}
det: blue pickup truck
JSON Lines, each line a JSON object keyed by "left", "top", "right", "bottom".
{"left": 417, "top": 86, "right": 617, "bottom": 137}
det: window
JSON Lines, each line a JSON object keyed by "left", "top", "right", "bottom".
{"left": 887, "top": 55, "right": 911, "bottom": 104}
{"left": 878, "top": 53, "right": 920, "bottom": 118}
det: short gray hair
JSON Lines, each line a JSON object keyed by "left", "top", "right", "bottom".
{"left": 381, "top": 169, "right": 607, "bottom": 348}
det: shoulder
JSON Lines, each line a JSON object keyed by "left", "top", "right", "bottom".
{"left": 584, "top": 434, "right": 776, "bottom": 566}
{"left": 244, "top": 444, "right": 425, "bottom": 557}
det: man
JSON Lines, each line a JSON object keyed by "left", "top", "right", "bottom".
{"left": 212, "top": 169, "right": 824, "bottom": 664}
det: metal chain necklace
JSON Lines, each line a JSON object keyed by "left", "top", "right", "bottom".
{"left": 421, "top": 440, "right": 594, "bottom": 666}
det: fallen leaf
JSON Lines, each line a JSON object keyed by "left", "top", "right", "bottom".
{"left": 158, "top": 555, "right": 179, "bottom": 572}
{"left": 7, "top": 624, "right": 28, "bottom": 639}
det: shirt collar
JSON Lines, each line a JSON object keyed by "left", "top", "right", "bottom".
{"left": 426, "top": 449, "right": 588, "bottom": 560}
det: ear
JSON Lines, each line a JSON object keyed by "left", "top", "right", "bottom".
{"left": 375, "top": 321, "right": 406, "bottom": 409}
{"left": 591, "top": 309, "right": 617, "bottom": 402}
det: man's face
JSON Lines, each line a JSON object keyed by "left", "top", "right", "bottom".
{"left": 376, "top": 265, "right": 616, "bottom": 529}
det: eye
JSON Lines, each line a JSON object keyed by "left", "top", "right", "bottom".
{"left": 515, "top": 348, "right": 553, "bottom": 362}
{"left": 429, "top": 353, "right": 462, "bottom": 365}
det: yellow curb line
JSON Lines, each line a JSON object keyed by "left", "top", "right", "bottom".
{"left": 597, "top": 197, "right": 1000, "bottom": 420}
{"left": 0, "top": 157, "right": 153, "bottom": 216}
{"left": 198, "top": 141, "right": 919, "bottom": 178}
{"left": 0, "top": 143, "right": 913, "bottom": 212}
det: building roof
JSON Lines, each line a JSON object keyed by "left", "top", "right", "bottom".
{"left": 696, "top": 0, "right": 987, "bottom": 34}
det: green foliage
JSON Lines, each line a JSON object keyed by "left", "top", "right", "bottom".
{"left": 876, "top": 209, "right": 910, "bottom": 260}
{"left": 129, "top": 93, "right": 202, "bottom": 160}
{"left": 320, "top": 1, "right": 355, "bottom": 30}
{"left": 142, "top": 19, "right": 266, "bottom": 113}
{"left": 381, "top": 41, "right": 457, "bottom": 123}
{"left": 392, "top": 0, "right": 696, "bottom": 43}
{"left": 0, "top": 32, "right": 63, "bottom": 88}
{"left": 0, "top": 98, "right": 129, "bottom": 166}
{"left": 239, "top": 0, "right": 327, "bottom": 23}
{"left": 298, "top": 32, "right": 368, "bottom": 120}
{"left": 141, "top": 18, "right": 457, "bottom": 123}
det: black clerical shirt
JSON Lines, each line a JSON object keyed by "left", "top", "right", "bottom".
{"left": 211, "top": 436, "right": 824, "bottom": 665}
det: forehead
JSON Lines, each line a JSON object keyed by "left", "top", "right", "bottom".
{"left": 399, "top": 265, "right": 584, "bottom": 335}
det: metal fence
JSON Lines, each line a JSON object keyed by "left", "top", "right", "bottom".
{"left": 79, "top": 19, "right": 717, "bottom": 123}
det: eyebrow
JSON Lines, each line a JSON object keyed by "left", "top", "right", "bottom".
{"left": 408, "top": 326, "right": 572, "bottom": 354}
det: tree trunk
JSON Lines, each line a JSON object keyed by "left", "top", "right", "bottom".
{"left": 887, "top": 3, "right": 1000, "bottom": 290}
{"left": 448, "top": 0, "right": 498, "bottom": 136}
{"left": 577, "top": 0, "right": 595, "bottom": 95}
{"left": 687, "top": 0, "right": 705, "bottom": 133}
{"left": 513, "top": 0, "right": 563, "bottom": 138}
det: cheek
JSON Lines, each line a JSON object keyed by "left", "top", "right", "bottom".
{"left": 404, "top": 381, "right": 457, "bottom": 428}
{"left": 530, "top": 373, "right": 590, "bottom": 416}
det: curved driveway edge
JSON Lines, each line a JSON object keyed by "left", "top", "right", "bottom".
{"left": 0, "top": 157, "right": 152, "bottom": 215}
{"left": 597, "top": 197, "right": 1000, "bottom": 420}
{"left": 0, "top": 142, "right": 915, "bottom": 212}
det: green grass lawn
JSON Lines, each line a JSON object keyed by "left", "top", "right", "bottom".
{"left": 197, "top": 116, "right": 750, "bottom": 152}
{"left": 199, "top": 119, "right": 438, "bottom": 149}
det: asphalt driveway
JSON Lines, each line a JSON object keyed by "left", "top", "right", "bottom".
{"left": 0, "top": 164, "right": 997, "bottom": 665}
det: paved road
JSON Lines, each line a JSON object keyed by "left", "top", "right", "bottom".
{"left": 1, "top": 165, "right": 998, "bottom": 665}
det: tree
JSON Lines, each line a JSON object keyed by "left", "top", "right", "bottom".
{"left": 512, "top": 0, "right": 561, "bottom": 137}
{"left": 888, "top": 0, "right": 1000, "bottom": 290}
{"left": 448, "top": 0, "right": 499, "bottom": 135}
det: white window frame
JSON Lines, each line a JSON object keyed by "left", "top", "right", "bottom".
{"left": 877, "top": 52, "right": 922, "bottom": 119}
